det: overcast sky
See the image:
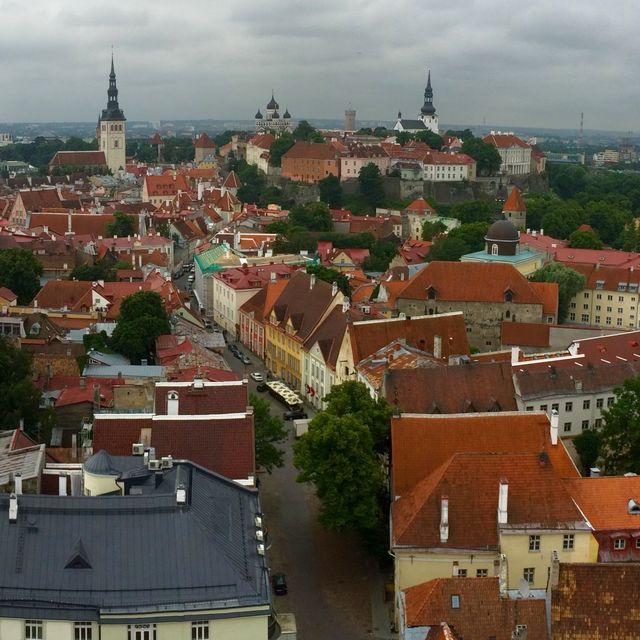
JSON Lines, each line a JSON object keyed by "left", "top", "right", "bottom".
{"left": 0, "top": 0, "right": 638, "bottom": 131}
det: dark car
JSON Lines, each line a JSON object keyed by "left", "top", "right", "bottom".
{"left": 256, "top": 382, "right": 268, "bottom": 392}
{"left": 272, "top": 573, "right": 288, "bottom": 595}
{"left": 283, "top": 408, "right": 308, "bottom": 421}
{"left": 234, "top": 350, "right": 244, "bottom": 360}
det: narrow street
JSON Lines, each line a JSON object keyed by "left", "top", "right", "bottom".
{"left": 224, "top": 343, "right": 383, "bottom": 640}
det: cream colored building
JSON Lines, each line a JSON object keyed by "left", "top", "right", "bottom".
{"left": 97, "top": 57, "right": 126, "bottom": 174}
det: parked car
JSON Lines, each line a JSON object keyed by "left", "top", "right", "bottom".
{"left": 241, "top": 355, "right": 251, "bottom": 365}
{"left": 250, "top": 372, "right": 264, "bottom": 382}
{"left": 283, "top": 408, "right": 308, "bottom": 421}
{"left": 272, "top": 573, "right": 288, "bottom": 596}
{"left": 256, "top": 382, "right": 268, "bottom": 392}
{"left": 187, "top": 274, "right": 195, "bottom": 283}
{"left": 234, "top": 350, "right": 243, "bottom": 360}
{"left": 203, "top": 319, "right": 212, "bottom": 329}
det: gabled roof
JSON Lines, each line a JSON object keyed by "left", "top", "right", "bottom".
{"left": 32, "top": 280, "right": 93, "bottom": 310}
{"left": 501, "top": 321, "right": 551, "bottom": 348}
{"left": 144, "top": 174, "right": 190, "bottom": 198}
{"left": 399, "top": 261, "right": 549, "bottom": 305}
{"left": 385, "top": 360, "right": 517, "bottom": 414}
{"left": 404, "top": 577, "right": 547, "bottom": 640}
{"left": 222, "top": 170, "right": 242, "bottom": 189}
{"left": 566, "top": 476, "right": 640, "bottom": 531}
{"left": 483, "top": 132, "right": 530, "bottom": 149}
{"left": 350, "top": 313, "right": 469, "bottom": 364}
{"left": 393, "top": 451, "right": 585, "bottom": 548}
{"left": 405, "top": 197, "right": 436, "bottom": 213}
{"left": 303, "top": 305, "right": 348, "bottom": 369}
{"left": 17, "top": 189, "right": 62, "bottom": 211}
{"left": 0, "top": 287, "right": 17, "bottom": 302}
{"left": 193, "top": 132, "right": 216, "bottom": 149}
{"left": 391, "top": 412, "right": 579, "bottom": 497}
{"left": 0, "top": 460, "right": 269, "bottom": 616}
{"left": 49, "top": 151, "right": 107, "bottom": 167}
{"left": 282, "top": 141, "right": 338, "bottom": 161}
{"left": 502, "top": 186, "right": 527, "bottom": 212}
{"left": 551, "top": 563, "right": 640, "bottom": 639}
{"left": 248, "top": 133, "right": 275, "bottom": 149}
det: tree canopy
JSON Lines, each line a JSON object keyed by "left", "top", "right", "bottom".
{"left": 450, "top": 200, "right": 496, "bottom": 224}
{"left": 318, "top": 174, "right": 343, "bottom": 208}
{"left": 568, "top": 228, "right": 603, "bottom": 249}
{"left": 106, "top": 211, "right": 135, "bottom": 238}
{"left": 460, "top": 137, "right": 502, "bottom": 175}
{"left": 427, "top": 222, "right": 489, "bottom": 262}
{"left": 0, "top": 336, "right": 43, "bottom": 438}
{"left": 268, "top": 132, "right": 295, "bottom": 167}
{"left": 306, "top": 264, "right": 350, "bottom": 297}
{"left": 110, "top": 291, "right": 171, "bottom": 363}
{"left": 289, "top": 202, "right": 333, "bottom": 232}
{"left": 597, "top": 376, "right": 640, "bottom": 474}
{"left": 0, "top": 248, "right": 43, "bottom": 304}
{"left": 358, "top": 163, "right": 386, "bottom": 210}
{"left": 250, "top": 392, "right": 288, "bottom": 473}
{"left": 529, "top": 262, "right": 585, "bottom": 323}
{"left": 293, "top": 120, "right": 324, "bottom": 142}
{"left": 70, "top": 260, "right": 117, "bottom": 282}
{"left": 422, "top": 219, "right": 447, "bottom": 241}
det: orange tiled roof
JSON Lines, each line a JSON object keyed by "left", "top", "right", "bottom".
{"left": 503, "top": 186, "right": 526, "bottom": 212}
{"left": 483, "top": 133, "right": 530, "bottom": 149}
{"left": 391, "top": 412, "right": 579, "bottom": 497}
{"left": 282, "top": 141, "right": 338, "bottom": 160}
{"left": 193, "top": 132, "right": 216, "bottom": 149}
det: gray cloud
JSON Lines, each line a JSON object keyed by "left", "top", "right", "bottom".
{"left": 0, "top": 0, "right": 638, "bottom": 131}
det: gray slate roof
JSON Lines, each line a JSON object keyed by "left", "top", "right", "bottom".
{"left": 399, "top": 119, "right": 427, "bottom": 130}
{"left": 82, "top": 364, "right": 166, "bottom": 379}
{"left": 0, "top": 461, "right": 270, "bottom": 620}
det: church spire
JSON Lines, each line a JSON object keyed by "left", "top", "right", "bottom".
{"left": 421, "top": 69, "right": 436, "bottom": 116}
{"left": 101, "top": 54, "right": 125, "bottom": 122}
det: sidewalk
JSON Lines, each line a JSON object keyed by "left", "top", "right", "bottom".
{"left": 370, "top": 571, "right": 398, "bottom": 640}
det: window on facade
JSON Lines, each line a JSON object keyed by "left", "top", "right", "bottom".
{"left": 608, "top": 295, "right": 613, "bottom": 301}
{"left": 583, "top": 304, "right": 588, "bottom": 310}
{"left": 582, "top": 420, "right": 590, "bottom": 430}
{"left": 596, "top": 293, "right": 602, "bottom": 299}
{"left": 451, "top": 594, "right": 460, "bottom": 608}
{"left": 540, "top": 404, "right": 548, "bottom": 412}
{"left": 569, "top": 313, "right": 576, "bottom": 321}
{"left": 25, "top": 621, "right": 43, "bottom": 640}
{"left": 595, "top": 316, "right": 601, "bottom": 323}
{"left": 523, "top": 567, "right": 535, "bottom": 584}
{"left": 128, "top": 624, "right": 156, "bottom": 640}
{"left": 581, "top": 314, "right": 589, "bottom": 322}
{"left": 492, "top": 244, "right": 499, "bottom": 256}
{"left": 619, "top": 294, "right": 625, "bottom": 300}
{"left": 583, "top": 399, "right": 591, "bottom": 410}
{"left": 526, "top": 405, "right": 534, "bottom": 412}
{"left": 636, "top": 538, "right": 640, "bottom": 549}
{"left": 562, "top": 534, "right": 575, "bottom": 550}
{"left": 584, "top": 292, "right": 590, "bottom": 299}
{"left": 565, "top": 402, "right": 573, "bottom": 412}
{"left": 552, "top": 403, "right": 559, "bottom": 412}
{"left": 617, "top": 318, "right": 623, "bottom": 326}
{"left": 596, "top": 398, "right": 604, "bottom": 408}
{"left": 528, "top": 535, "right": 540, "bottom": 551}
{"left": 570, "top": 302, "right": 576, "bottom": 309}
{"left": 563, "top": 422, "right": 572, "bottom": 433}
{"left": 476, "top": 568, "right": 488, "bottom": 577}
{"left": 191, "top": 622, "right": 210, "bottom": 640}
{"left": 607, "top": 396, "right": 615, "bottom": 406}
{"left": 595, "top": 418, "right": 603, "bottom": 428}
{"left": 505, "top": 290, "right": 513, "bottom": 302}
{"left": 457, "top": 569, "right": 468, "bottom": 577}
{"left": 614, "top": 538, "right": 626, "bottom": 550}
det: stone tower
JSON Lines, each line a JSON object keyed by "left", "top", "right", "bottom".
{"left": 419, "top": 70, "right": 438, "bottom": 133}
{"left": 502, "top": 186, "right": 527, "bottom": 230}
{"left": 97, "top": 55, "right": 126, "bottom": 174}
{"left": 344, "top": 109, "right": 356, "bottom": 131}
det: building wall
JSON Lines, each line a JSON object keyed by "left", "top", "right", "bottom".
{"left": 340, "top": 156, "right": 390, "bottom": 181}
{"left": 239, "top": 311, "right": 266, "bottom": 359}
{"left": 568, "top": 286, "right": 639, "bottom": 330}
{"left": 496, "top": 145, "right": 532, "bottom": 176}
{"left": 460, "top": 253, "right": 544, "bottom": 277}
{"left": 246, "top": 143, "right": 270, "bottom": 174}
{"left": 281, "top": 156, "right": 340, "bottom": 183}
{"left": 396, "top": 298, "right": 544, "bottom": 351}
{"left": 422, "top": 162, "right": 473, "bottom": 182}
{"left": 515, "top": 386, "right": 619, "bottom": 438}
{"left": 212, "top": 278, "right": 260, "bottom": 338}
{"left": 500, "top": 531, "right": 597, "bottom": 590}
{"left": 265, "top": 323, "right": 303, "bottom": 389}
{"left": 100, "top": 120, "right": 126, "bottom": 173}
{"left": 301, "top": 342, "right": 336, "bottom": 410}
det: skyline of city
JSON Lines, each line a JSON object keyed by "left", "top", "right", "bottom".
{"left": 0, "top": 0, "right": 638, "bottom": 130}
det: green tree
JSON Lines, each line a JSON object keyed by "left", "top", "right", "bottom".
{"left": 573, "top": 429, "right": 603, "bottom": 474}
{"left": 598, "top": 377, "right": 640, "bottom": 474}
{"left": 289, "top": 202, "right": 333, "bottom": 232}
{"left": 461, "top": 137, "right": 502, "bottom": 175}
{"left": 294, "top": 412, "right": 384, "bottom": 530}
{"left": 549, "top": 164, "right": 588, "bottom": 199}
{"left": 414, "top": 130, "right": 444, "bottom": 149}
{"left": 450, "top": 200, "right": 495, "bottom": 224}
{"left": 70, "top": 261, "right": 115, "bottom": 282}
{"left": 422, "top": 219, "right": 447, "bottom": 240}
{"left": 306, "top": 265, "right": 350, "bottom": 297}
{"left": 363, "top": 239, "right": 399, "bottom": 272}
{"left": 395, "top": 131, "right": 412, "bottom": 146}
{"left": 250, "top": 393, "right": 287, "bottom": 473}
{"left": 0, "top": 336, "right": 42, "bottom": 437}
{"left": 237, "top": 163, "right": 267, "bottom": 204}
{"left": 529, "top": 262, "right": 585, "bottom": 323}
{"left": 318, "top": 174, "right": 343, "bottom": 208}
{"left": 358, "top": 163, "right": 386, "bottom": 210}
{"left": 540, "top": 201, "right": 585, "bottom": 239}
{"left": 445, "top": 129, "right": 474, "bottom": 141}
{"left": 428, "top": 236, "right": 473, "bottom": 262}
{"left": 106, "top": 211, "right": 135, "bottom": 238}
{"left": 0, "top": 248, "right": 43, "bottom": 304}
{"left": 268, "top": 132, "right": 295, "bottom": 167}
{"left": 110, "top": 291, "right": 171, "bottom": 363}
{"left": 568, "top": 229, "right": 603, "bottom": 249}
{"left": 293, "top": 120, "right": 323, "bottom": 142}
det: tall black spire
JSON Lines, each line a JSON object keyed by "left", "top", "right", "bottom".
{"left": 101, "top": 55, "right": 126, "bottom": 121}
{"left": 421, "top": 69, "right": 436, "bottom": 116}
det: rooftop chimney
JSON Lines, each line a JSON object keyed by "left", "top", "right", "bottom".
{"left": 9, "top": 493, "right": 17, "bottom": 523}
{"left": 14, "top": 472, "right": 22, "bottom": 495}
{"left": 439, "top": 495, "right": 449, "bottom": 543}
{"left": 310, "top": 274, "right": 316, "bottom": 290}
{"left": 498, "top": 478, "right": 509, "bottom": 524}
{"left": 550, "top": 409, "right": 559, "bottom": 445}
{"left": 511, "top": 346, "right": 520, "bottom": 366}
{"left": 332, "top": 281, "right": 338, "bottom": 297}
{"left": 58, "top": 472, "right": 67, "bottom": 496}
{"left": 549, "top": 549, "right": 560, "bottom": 588}
{"left": 433, "top": 335, "right": 442, "bottom": 360}
{"left": 590, "top": 467, "right": 601, "bottom": 477}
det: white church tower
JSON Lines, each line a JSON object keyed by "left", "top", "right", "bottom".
{"left": 97, "top": 55, "right": 126, "bottom": 174}
{"left": 419, "top": 70, "right": 438, "bottom": 133}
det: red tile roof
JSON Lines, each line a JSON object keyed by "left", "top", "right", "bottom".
{"left": 49, "top": 151, "right": 107, "bottom": 167}
{"left": 350, "top": 313, "right": 469, "bottom": 364}
{"left": 385, "top": 360, "right": 516, "bottom": 414}
{"left": 149, "top": 133, "right": 163, "bottom": 145}
{"left": 248, "top": 133, "right": 276, "bottom": 150}
{"left": 17, "top": 189, "right": 63, "bottom": 211}
{"left": 483, "top": 133, "right": 530, "bottom": 149}
{"left": 193, "top": 132, "right": 216, "bottom": 149}
{"left": 551, "top": 563, "right": 640, "bottom": 639}
{"left": 405, "top": 197, "right": 436, "bottom": 213}
{"left": 501, "top": 321, "right": 551, "bottom": 347}
{"left": 0, "top": 286, "right": 17, "bottom": 302}
{"left": 554, "top": 247, "right": 640, "bottom": 268}
{"left": 399, "top": 262, "right": 550, "bottom": 306}
{"left": 282, "top": 141, "right": 338, "bottom": 160}
{"left": 405, "top": 577, "right": 547, "bottom": 640}
{"left": 144, "top": 174, "right": 190, "bottom": 198}
{"left": 503, "top": 186, "right": 526, "bottom": 212}
{"left": 153, "top": 381, "right": 248, "bottom": 415}
{"left": 32, "top": 280, "right": 93, "bottom": 310}
{"left": 391, "top": 412, "right": 579, "bottom": 498}
{"left": 222, "top": 171, "right": 242, "bottom": 189}
{"left": 393, "top": 451, "right": 584, "bottom": 548}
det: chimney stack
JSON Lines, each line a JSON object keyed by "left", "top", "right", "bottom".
{"left": 310, "top": 274, "right": 316, "bottom": 290}
{"left": 511, "top": 346, "right": 520, "bottom": 366}
{"left": 590, "top": 467, "right": 600, "bottom": 477}
{"left": 550, "top": 409, "right": 559, "bottom": 445}
{"left": 14, "top": 472, "right": 22, "bottom": 495}
{"left": 58, "top": 473, "right": 67, "bottom": 496}
{"left": 9, "top": 493, "right": 17, "bottom": 523}
{"left": 549, "top": 549, "right": 560, "bottom": 588}
{"left": 498, "top": 478, "right": 509, "bottom": 524}
{"left": 433, "top": 335, "right": 442, "bottom": 360}
{"left": 332, "top": 281, "right": 338, "bottom": 297}
{"left": 440, "top": 495, "right": 449, "bottom": 543}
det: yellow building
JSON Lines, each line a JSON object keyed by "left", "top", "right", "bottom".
{"left": 390, "top": 413, "right": 596, "bottom": 620}
{"left": 264, "top": 271, "right": 342, "bottom": 389}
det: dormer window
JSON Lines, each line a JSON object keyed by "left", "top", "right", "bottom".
{"left": 427, "top": 286, "right": 437, "bottom": 301}
{"left": 167, "top": 390, "right": 179, "bottom": 415}
{"left": 504, "top": 289, "right": 513, "bottom": 303}
{"left": 613, "top": 538, "right": 626, "bottom": 550}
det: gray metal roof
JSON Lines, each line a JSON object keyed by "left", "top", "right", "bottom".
{"left": 0, "top": 462, "right": 270, "bottom": 619}
{"left": 82, "top": 364, "right": 166, "bottom": 379}
{"left": 399, "top": 119, "right": 427, "bottom": 130}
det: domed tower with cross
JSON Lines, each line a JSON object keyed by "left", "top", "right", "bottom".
{"left": 255, "top": 92, "right": 293, "bottom": 134}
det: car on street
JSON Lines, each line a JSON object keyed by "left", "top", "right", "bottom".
{"left": 203, "top": 319, "right": 212, "bottom": 330}
{"left": 241, "top": 355, "right": 251, "bottom": 365}
{"left": 187, "top": 274, "right": 195, "bottom": 283}
{"left": 256, "top": 382, "right": 268, "bottom": 392}
{"left": 283, "top": 407, "right": 308, "bottom": 421}
{"left": 250, "top": 372, "right": 264, "bottom": 382}
{"left": 234, "top": 350, "right": 243, "bottom": 360}
{"left": 271, "top": 573, "right": 288, "bottom": 596}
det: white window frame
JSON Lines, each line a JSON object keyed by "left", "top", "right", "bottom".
{"left": 25, "top": 620, "right": 43, "bottom": 640}
{"left": 528, "top": 535, "right": 540, "bottom": 551}
{"left": 128, "top": 624, "right": 156, "bottom": 640}
{"left": 562, "top": 534, "right": 575, "bottom": 551}
{"left": 191, "top": 621, "right": 210, "bottom": 640}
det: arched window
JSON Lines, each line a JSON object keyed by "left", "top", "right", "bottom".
{"left": 492, "top": 244, "right": 499, "bottom": 256}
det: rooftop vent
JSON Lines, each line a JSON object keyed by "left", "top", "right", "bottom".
{"left": 628, "top": 499, "right": 640, "bottom": 514}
